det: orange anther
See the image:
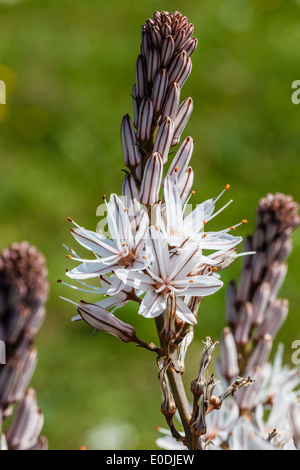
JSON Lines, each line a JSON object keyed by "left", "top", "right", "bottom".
{"left": 225, "top": 184, "right": 230, "bottom": 191}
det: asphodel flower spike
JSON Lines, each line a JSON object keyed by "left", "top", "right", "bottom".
{"left": 61, "top": 10, "right": 264, "bottom": 452}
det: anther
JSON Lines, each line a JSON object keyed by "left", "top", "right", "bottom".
{"left": 241, "top": 219, "right": 247, "bottom": 224}
{"left": 67, "top": 217, "right": 73, "bottom": 222}
{"left": 225, "top": 184, "right": 230, "bottom": 191}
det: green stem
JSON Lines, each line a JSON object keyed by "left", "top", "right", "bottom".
{"left": 155, "top": 315, "right": 193, "bottom": 450}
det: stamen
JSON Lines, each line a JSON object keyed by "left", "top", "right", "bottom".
{"left": 241, "top": 219, "right": 247, "bottom": 224}
{"left": 207, "top": 199, "right": 233, "bottom": 222}
{"left": 59, "top": 296, "right": 80, "bottom": 307}
{"left": 67, "top": 217, "right": 73, "bottom": 222}
{"left": 213, "top": 184, "right": 231, "bottom": 205}
{"left": 183, "top": 191, "right": 195, "bottom": 213}
{"left": 58, "top": 280, "right": 105, "bottom": 294}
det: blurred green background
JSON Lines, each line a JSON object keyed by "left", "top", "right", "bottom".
{"left": 0, "top": 0, "right": 300, "bottom": 450}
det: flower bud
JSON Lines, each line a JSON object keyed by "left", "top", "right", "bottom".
{"left": 166, "top": 136, "right": 193, "bottom": 180}
{"left": 251, "top": 282, "right": 271, "bottom": 325}
{"left": 161, "top": 35, "right": 175, "bottom": 67}
{"left": 135, "top": 54, "right": 147, "bottom": 100}
{"left": 168, "top": 50, "right": 187, "bottom": 85}
{"left": 172, "top": 97, "right": 193, "bottom": 146}
{"left": 6, "top": 388, "right": 45, "bottom": 450}
{"left": 139, "top": 152, "right": 163, "bottom": 206}
{"left": 253, "top": 299, "right": 288, "bottom": 341}
{"left": 121, "top": 114, "right": 141, "bottom": 168}
{"left": 78, "top": 302, "right": 136, "bottom": 343}
{"left": 220, "top": 327, "right": 239, "bottom": 380}
{"left": 147, "top": 47, "right": 161, "bottom": 84}
{"left": 182, "top": 37, "right": 198, "bottom": 57}
{"left": 161, "top": 82, "right": 180, "bottom": 121}
{"left": 245, "top": 334, "right": 272, "bottom": 375}
{"left": 151, "top": 69, "right": 168, "bottom": 114}
{"left": 234, "top": 302, "right": 252, "bottom": 345}
{"left": 136, "top": 97, "right": 153, "bottom": 142}
{"left": 153, "top": 117, "right": 174, "bottom": 164}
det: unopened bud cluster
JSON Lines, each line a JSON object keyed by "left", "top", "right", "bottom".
{"left": 0, "top": 242, "right": 48, "bottom": 450}
{"left": 221, "top": 193, "right": 300, "bottom": 410}
{"left": 122, "top": 10, "right": 197, "bottom": 206}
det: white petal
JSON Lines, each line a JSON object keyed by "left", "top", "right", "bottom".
{"left": 164, "top": 176, "right": 184, "bottom": 237}
{"left": 169, "top": 248, "right": 202, "bottom": 281}
{"left": 67, "top": 259, "right": 121, "bottom": 279}
{"left": 105, "top": 275, "right": 125, "bottom": 296}
{"left": 172, "top": 275, "right": 223, "bottom": 296}
{"left": 134, "top": 211, "right": 149, "bottom": 253}
{"left": 114, "top": 269, "right": 155, "bottom": 291}
{"left": 139, "top": 291, "right": 165, "bottom": 318}
{"left": 107, "top": 194, "right": 134, "bottom": 249}
{"left": 146, "top": 226, "right": 171, "bottom": 279}
{"left": 70, "top": 227, "right": 119, "bottom": 256}
{"left": 201, "top": 233, "right": 243, "bottom": 250}
{"left": 175, "top": 298, "right": 197, "bottom": 325}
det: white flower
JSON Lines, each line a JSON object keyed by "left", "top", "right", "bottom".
{"left": 66, "top": 194, "right": 149, "bottom": 280}
{"left": 115, "top": 226, "right": 223, "bottom": 324}
{"left": 157, "top": 177, "right": 244, "bottom": 255}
